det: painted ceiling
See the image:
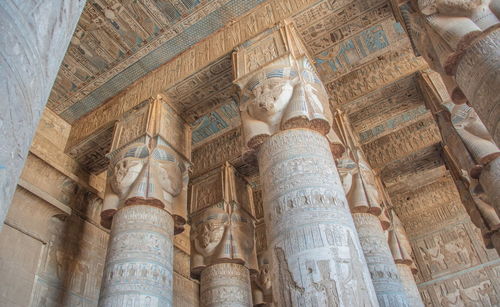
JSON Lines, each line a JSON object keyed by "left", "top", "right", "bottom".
{"left": 48, "top": 0, "right": 267, "bottom": 123}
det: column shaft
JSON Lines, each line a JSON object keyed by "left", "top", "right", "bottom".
{"left": 480, "top": 157, "right": 500, "bottom": 216}
{"left": 259, "top": 129, "right": 378, "bottom": 307}
{"left": 396, "top": 264, "right": 424, "bottom": 307}
{"left": 353, "top": 213, "right": 409, "bottom": 307}
{"left": 200, "top": 263, "right": 252, "bottom": 307}
{"left": 99, "top": 205, "right": 174, "bottom": 306}
{"left": 454, "top": 29, "right": 500, "bottom": 144}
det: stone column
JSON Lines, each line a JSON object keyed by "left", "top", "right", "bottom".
{"left": 200, "top": 263, "right": 253, "bottom": 307}
{"left": 99, "top": 205, "right": 174, "bottom": 306}
{"left": 98, "top": 98, "right": 189, "bottom": 306}
{"left": 352, "top": 213, "right": 409, "bottom": 307}
{"left": 388, "top": 212, "right": 424, "bottom": 307}
{"left": 188, "top": 163, "right": 257, "bottom": 307}
{"left": 0, "top": 0, "right": 85, "bottom": 229}
{"left": 454, "top": 29, "right": 500, "bottom": 145}
{"left": 337, "top": 147, "right": 409, "bottom": 307}
{"left": 233, "top": 23, "right": 378, "bottom": 307}
{"left": 404, "top": 1, "right": 500, "bottom": 144}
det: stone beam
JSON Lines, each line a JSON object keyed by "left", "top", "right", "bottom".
{"left": 66, "top": 0, "right": 325, "bottom": 152}
{"left": 362, "top": 115, "right": 441, "bottom": 170}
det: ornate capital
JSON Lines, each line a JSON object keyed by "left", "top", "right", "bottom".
{"left": 388, "top": 211, "right": 415, "bottom": 266}
{"left": 233, "top": 22, "right": 334, "bottom": 149}
{"left": 188, "top": 163, "right": 257, "bottom": 277}
{"left": 101, "top": 96, "right": 190, "bottom": 230}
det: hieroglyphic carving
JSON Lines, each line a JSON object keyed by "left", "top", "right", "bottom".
{"left": 418, "top": 260, "right": 500, "bottom": 306}
{"left": 391, "top": 177, "right": 467, "bottom": 235}
{"left": 362, "top": 115, "right": 441, "bottom": 169}
{"left": 188, "top": 162, "right": 253, "bottom": 215}
{"left": 67, "top": 0, "right": 330, "bottom": 151}
{"left": 200, "top": 263, "right": 252, "bottom": 307}
{"left": 413, "top": 223, "right": 482, "bottom": 280}
{"left": 191, "top": 128, "right": 243, "bottom": 178}
{"left": 258, "top": 129, "right": 378, "bottom": 306}
{"left": 31, "top": 214, "right": 109, "bottom": 306}
{"left": 353, "top": 213, "right": 409, "bottom": 307}
{"left": 99, "top": 205, "right": 174, "bottom": 306}
{"left": 173, "top": 272, "right": 200, "bottom": 307}
{"left": 325, "top": 47, "right": 427, "bottom": 105}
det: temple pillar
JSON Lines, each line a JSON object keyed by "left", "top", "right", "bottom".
{"left": 0, "top": 0, "right": 85, "bottom": 229}
{"left": 200, "top": 263, "right": 253, "bottom": 307}
{"left": 454, "top": 29, "right": 500, "bottom": 144}
{"left": 188, "top": 163, "right": 257, "bottom": 307}
{"left": 417, "top": 71, "right": 500, "bottom": 253}
{"left": 404, "top": 1, "right": 500, "bottom": 144}
{"left": 388, "top": 212, "right": 424, "bottom": 307}
{"left": 233, "top": 22, "right": 378, "bottom": 307}
{"left": 352, "top": 213, "right": 409, "bottom": 307}
{"left": 336, "top": 133, "right": 409, "bottom": 306}
{"left": 99, "top": 205, "right": 175, "bottom": 305}
{"left": 98, "top": 97, "right": 190, "bottom": 306}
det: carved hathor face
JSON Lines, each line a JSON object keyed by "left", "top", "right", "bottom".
{"left": 109, "top": 141, "right": 183, "bottom": 207}
{"left": 248, "top": 77, "right": 295, "bottom": 121}
{"left": 194, "top": 212, "right": 227, "bottom": 254}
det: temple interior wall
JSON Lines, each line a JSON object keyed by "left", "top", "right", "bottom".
{"left": 1, "top": 0, "right": 499, "bottom": 306}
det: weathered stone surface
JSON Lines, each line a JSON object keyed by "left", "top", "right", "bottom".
{"left": 258, "top": 129, "right": 378, "bottom": 306}
{"left": 200, "top": 263, "right": 252, "bottom": 307}
{"left": 396, "top": 264, "right": 423, "bottom": 307}
{"left": 0, "top": 0, "right": 86, "bottom": 230}
{"left": 353, "top": 213, "right": 409, "bottom": 307}
{"left": 99, "top": 205, "right": 174, "bottom": 306}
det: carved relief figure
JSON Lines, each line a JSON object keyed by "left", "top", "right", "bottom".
{"left": 450, "top": 104, "right": 500, "bottom": 165}
{"left": 239, "top": 58, "right": 333, "bottom": 149}
{"left": 414, "top": 0, "right": 500, "bottom": 73}
{"left": 101, "top": 140, "right": 184, "bottom": 227}
{"left": 190, "top": 203, "right": 257, "bottom": 276}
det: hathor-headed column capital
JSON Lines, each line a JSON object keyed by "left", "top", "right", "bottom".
{"left": 232, "top": 21, "right": 338, "bottom": 150}
{"left": 100, "top": 96, "right": 191, "bottom": 232}
{"left": 188, "top": 162, "right": 258, "bottom": 278}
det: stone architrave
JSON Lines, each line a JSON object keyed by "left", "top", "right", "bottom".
{"left": 98, "top": 97, "right": 190, "bottom": 306}
{"left": 0, "top": 0, "right": 86, "bottom": 230}
{"left": 388, "top": 212, "right": 425, "bottom": 307}
{"left": 406, "top": 0, "right": 500, "bottom": 144}
{"left": 188, "top": 162, "right": 257, "bottom": 307}
{"left": 233, "top": 22, "right": 379, "bottom": 307}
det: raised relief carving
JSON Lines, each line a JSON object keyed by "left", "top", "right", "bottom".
{"left": 100, "top": 97, "right": 189, "bottom": 230}
{"left": 251, "top": 251, "right": 273, "bottom": 306}
{"left": 190, "top": 202, "right": 258, "bottom": 278}
{"left": 338, "top": 150, "right": 382, "bottom": 215}
{"left": 234, "top": 22, "right": 337, "bottom": 149}
{"left": 448, "top": 103, "right": 500, "bottom": 165}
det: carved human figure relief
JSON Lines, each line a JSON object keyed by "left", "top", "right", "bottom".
{"left": 239, "top": 57, "right": 333, "bottom": 149}
{"left": 251, "top": 251, "right": 274, "bottom": 306}
{"left": 337, "top": 150, "right": 381, "bottom": 214}
{"left": 190, "top": 203, "right": 257, "bottom": 277}
{"left": 101, "top": 139, "right": 185, "bottom": 228}
{"left": 449, "top": 103, "right": 500, "bottom": 164}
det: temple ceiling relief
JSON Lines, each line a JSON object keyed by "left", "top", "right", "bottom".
{"left": 47, "top": 0, "right": 268, "bottom": 123}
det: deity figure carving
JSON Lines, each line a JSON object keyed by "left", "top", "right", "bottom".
{"left": 449, "top": 104, "right": 500, "bottom": 166}
{"left": 461, "top": 171, "right": 500, "bottom": 250}
{"left": 415, "top": 0, "right": 500, "bottom": 73}
{"left": 101, "top": 138, "right": 185, "bottom": 229}
{"left": 337, "top": 150, "right": 382, "bottom": 215}
{"left": 239, "top": 57, "right": 333, "bottom": 149}
{"left": 251, "top": 252, "right": 273, "bottom": 306}
{"left": 190, "top": 202, "right": 258, "bottom": 277}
